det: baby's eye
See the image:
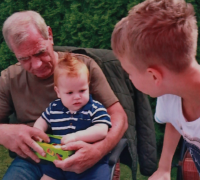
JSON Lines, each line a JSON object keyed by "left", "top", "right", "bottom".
{"left": 80, "top": 89, "right": 86, "bottom": 93}
{"left": 67, "top": 92, "right": 73, "bottom": 94}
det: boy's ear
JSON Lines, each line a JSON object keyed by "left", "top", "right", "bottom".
{"left": 147, "top": 67, "right": 162, "bottom": 86}
{"left": 54, "top": 86, "right": 60, "bottom": 98}
{"left": 47, "top": 26, "right": 54, "bottom": 45}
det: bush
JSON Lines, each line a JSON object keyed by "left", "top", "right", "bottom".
{"left": 0, "top": 0, "right": 145, "bottom": 71}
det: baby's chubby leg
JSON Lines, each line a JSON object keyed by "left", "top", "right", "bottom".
{"left": 40, "top": 174, "right": 55, "bottom": 180}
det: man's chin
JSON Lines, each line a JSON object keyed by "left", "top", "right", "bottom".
{"left": 35, "top": 72, "right": 52, "bottom": 79}
{"left": 34, "top": 70, "right": 53, "bottom": 79}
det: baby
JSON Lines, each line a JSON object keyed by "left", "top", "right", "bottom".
{"left": 34, "top": 53, "right": 112, "bottom": 180}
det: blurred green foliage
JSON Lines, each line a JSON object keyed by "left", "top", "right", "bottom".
{"left": 0, "top": 0, "right": 145, "bottom": 71}
{"left": 0, "top": 0, "right": 199, "bottom": 153}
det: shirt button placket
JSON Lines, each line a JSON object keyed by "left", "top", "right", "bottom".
{"left": 70, "top": 113, "right": 73, "bottom": 133}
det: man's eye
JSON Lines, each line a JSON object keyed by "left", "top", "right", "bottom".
{"left": 18, "top": 57, "right": 30, "bottom": 61}
{"left": 35, "top": 51, "right": 45, "bottom": 57}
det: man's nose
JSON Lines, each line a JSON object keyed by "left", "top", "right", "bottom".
{"left": 31, "top": 56, "right": 42, "bottom": 69}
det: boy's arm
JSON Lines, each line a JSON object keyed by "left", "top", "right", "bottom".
{"left": 61, "top": 124, "right": 108, "bottom": 144}
{"left": 33, "top": 116, "right": 49, "bottom": 132}
{"left": 149, "top": 123, "right": 181, "bottom": 180}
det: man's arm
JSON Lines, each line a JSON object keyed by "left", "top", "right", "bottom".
{"left": 0, "top": 70, "right": 50, "bottom": 162}
{"left": 148, "top": 123, "right": 181, "bottom": 180}
{"left": 54, "top": 102, "right": 128, "bottom": 173}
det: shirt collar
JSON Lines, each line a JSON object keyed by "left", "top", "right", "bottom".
{"left": 78, "top": 95, "right": 93, "bottom": 112}
{"left": 60, "top": 95, "right": 93, "bottom": 113}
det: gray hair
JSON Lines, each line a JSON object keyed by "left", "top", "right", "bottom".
{"left": 2, "top": 10, "right": 49, "bottom": 51}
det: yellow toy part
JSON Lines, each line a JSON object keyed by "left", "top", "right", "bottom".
{"left": 35, "top": 134, "right": 74, "bottom": 162}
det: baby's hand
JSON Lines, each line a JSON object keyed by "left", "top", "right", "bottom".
{"left": 61, "top": 133, "right": 77, "bottom": 144}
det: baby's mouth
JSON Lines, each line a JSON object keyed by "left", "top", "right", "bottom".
{"left": 74, "top": 102, "right": 81, "bottom": 105}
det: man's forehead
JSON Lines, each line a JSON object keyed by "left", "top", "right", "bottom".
{"left": 16, "top": 47, "right": 47, "bottom": 59}
{"left": 15, "top": 43, "right": 47, "bottom": 55}
{"left": 13, "top": 37, "right": 48, "bottom": 57}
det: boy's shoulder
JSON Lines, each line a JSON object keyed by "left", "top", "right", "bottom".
{"left": 89, "top": 97, "right": 106, "bottom": 109}
{"left": 91, "top": 99, "right": 104, "bottom": 107}
{"left": 155, "top": 94, "right": 181, "bottom": 124}
{"left": 80, "top": 96, "right": 106, "bottom": 113}
{"left": 49, "top": 99, "right": 65, "bottom": 110}
{"left": 158, "top": 94, "right": 180, "bottom": 102}
{"left": 156, "top": 94, "right": 181, "bottom": 115}
{"left": 156, "top": 94, "right": 181, "bottom": 114}
{"left": 89, "top": 99, "right": 108, "bottom": 117}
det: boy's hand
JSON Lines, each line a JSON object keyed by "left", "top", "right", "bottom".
{"left": 61, "top": 133, "right": 77, "bottom": 144}
{"left": 148, "top": 168, "right": 170, "bottom": 180}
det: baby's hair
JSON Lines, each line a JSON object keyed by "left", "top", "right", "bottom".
{"left": 112, "top": 0, "right": 198, "bottom": 72}
{"left": 54, "top": 53, "right": 89, "bottom": 86}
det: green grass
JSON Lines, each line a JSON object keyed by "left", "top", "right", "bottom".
{"left": 0, "top": 146, "right": 13, "bottom": 180}
{"left": 0, "top": 145, "right": 177, "bottom": 180}
{"left": 120, "top": 163, "right": 177, "bottom": 180}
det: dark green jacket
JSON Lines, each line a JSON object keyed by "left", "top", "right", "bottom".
{"left": 54, "top": 46, "right": 157, "bottom": 179}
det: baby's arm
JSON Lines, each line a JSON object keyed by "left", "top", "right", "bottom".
{"left": 61, "top": 124, "right": 108, "bottom": 144}
{"left": 33, "top": 116, "right": 49, "bottom": 133}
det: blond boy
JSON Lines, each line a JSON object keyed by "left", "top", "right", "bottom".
{"left": 112, "top": 0, "right": 200, "bottom": 179}
{"left": 34, "top": 54, "right": 111, "bottom": 180}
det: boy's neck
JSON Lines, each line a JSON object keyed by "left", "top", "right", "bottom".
{"left": 174, "top": 63, "right": 200, "bottom": 121}
{"left": 182, "top": 98, "right": 200, "bottom": 122}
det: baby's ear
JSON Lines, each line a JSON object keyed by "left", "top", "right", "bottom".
{"left": 147, "top": 67, "right": 162, "bottom": 86}
{"left": 54, "top": 86, "right": 60, "bottom": 98}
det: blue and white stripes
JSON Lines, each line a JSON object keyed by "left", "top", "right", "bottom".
{"left": 41, "top": 96, "right": 111, "bottom": 136}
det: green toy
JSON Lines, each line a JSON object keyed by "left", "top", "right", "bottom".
{"left": 35, "top": 134, "right": 74, "bottom": 162}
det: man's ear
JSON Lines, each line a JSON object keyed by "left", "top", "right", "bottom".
{"left": 47, "top": 26, "right": 54, "bottom": 45}
{"left": 147, "top": 67, "right": 162, "bottom": 86}
{"left": 54, "top": 86, "right": 60, "bottom": 98}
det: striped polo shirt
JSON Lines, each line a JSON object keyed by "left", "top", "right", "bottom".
{"left": 42, "top": 95, "right": 111, "bottom": 136}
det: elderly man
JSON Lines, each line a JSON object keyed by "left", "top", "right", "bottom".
{"left": 0, "top": 11, "right": 127, "bottom": 179}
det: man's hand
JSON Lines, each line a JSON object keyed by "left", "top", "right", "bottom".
{"left": 148, "top": 168, "right": 170, "bottom": 180}
{"left": 0, "top": 124, "right": 50, "bottom": 162}
{"left": 54, "top": 102, "right": 127, "bottom": 174}
{"left": 54, "top": 141, "right": 102, "bottom": 173}
{"left": 61, "top": 133, "right": 77, "bottom": 144}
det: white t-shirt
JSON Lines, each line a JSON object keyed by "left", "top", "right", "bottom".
{"left": 155, "top": 94, "right": 200, "bottom": 172}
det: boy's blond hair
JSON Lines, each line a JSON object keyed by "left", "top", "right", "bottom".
{"left": 111, "top": 0, "right": 198, "bottom": 72}
{"left": 54, "top": 53, "right": 89, "bottom": 86}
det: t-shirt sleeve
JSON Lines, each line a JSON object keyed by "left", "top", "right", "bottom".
{"left": 0, "top": 69, "right": 14, "bottom": 123}
{"left": 41, "top": 104, "right": 52, "bottom": 125}
{"left": 91, "top": 101, "right": 112, "bottom": 128}
{"left": 154, "top": 96, "right": 169, "bottom": 124}
{"left": 74, "top": 54, "right": 118, "bottom": 108}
